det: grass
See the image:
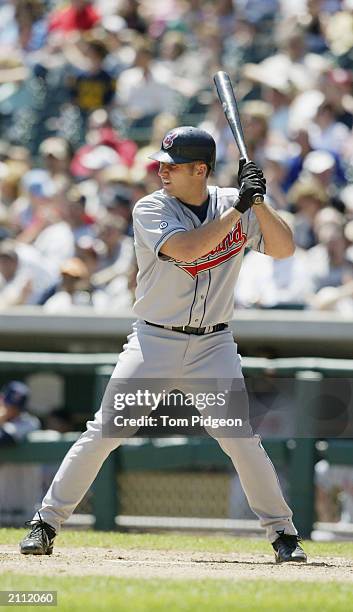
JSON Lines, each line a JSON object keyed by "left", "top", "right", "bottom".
{"left": 2, "top": 528, "right": 353, "bottom": 558}
{"left": 0, "top": 574, "right": 353, "bottom": 612}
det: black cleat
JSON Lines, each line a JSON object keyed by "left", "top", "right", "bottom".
{"left": 272, "top": 531, "right": 307, "bottom": 564}
{"left": 20, "top": 514, "right": 56, "bottom": 556}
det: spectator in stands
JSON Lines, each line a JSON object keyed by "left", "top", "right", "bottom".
{"left": 75, "top": 235, "right": 103, "bottom": 277}
{"left": 241, "top": 100, "right": 271, "bottom": 167}
{"left": 68, "top": 38, "right": 116, "bottom": 116}
{"left": 192, "top": 22, "right": 223, "bottom": 80}
{"left": 236, "top": 246, "right": 315, "bottom": 309}
{"left": 308, "top": 221, "right": 351, "bottom": 292}
{"left": 0, "top": 161, "right": 29, "bottom": 212}
{"left": 158, "top": 31, "right": 207, "bottom": 98}
{"left": 301, "top": 150, "right": 346, "bottom": 211}
{"left": 309, "top": 100, "right": 350, "bottom": 156}
{"left": 43, "top": 256, "right": 106, "bottom": 311}
{"left": 71, "top": 145, "right": 122, "bottom": 218}
{"left": 283, "top": 128, "right": 313, "bottom": 192}
{"left": 287, "top": 177, "right": 328, "bottom": 249}
{"left": 0, "top": 0, "right": 48, "bottom": 56}
{"left": 103, "top": 185, "right": 134, "bottom": 236}
{"left": 98, "top": 256, "right": 138, "bottom": 310}
{"left": 235, "top": 212, "right": 314, "bottom": 309}
{"left": 299, "top": 0, "right": 330, "bottom": 54}
{"left": 118, "top": 0, "right": 147, "bottom": 34}
{"left": 14, "top": 0, "right": 48, "bottom": 54}
{"left": 98, "top": 164, "right": 141, "bottom": 217}
{"left": 117, "top": 37, "right": 177, "bottom": 127}
{"left": 48, "top": 0, "right": 100, "bottom": 34}
{"left": 39, "top": 137, "right": 72, "bottom": 178}
{"left": 70, "top": 108, "right": 137, "bottom": 179}
{"left": 319, "top": 68, "right": 353, "bottom": 130}
{"left": 242, "top": 36, "right": 302, "bottom": 139}
{"left": 283, "top": 128, "right": 346, "bottom": 193}
{"left": 95, "top": 213, "right": 135, "bottom": 277}
{"left": 212, "top": 0, "right": 237, "bottom": 37}
{"left": 176, "top": 0, "right": 208, "bottom": 33}
{"left": 63, "top": 186, "right": 95, "bottom": 242}
{"left": 75, "top": 227, "right": 137, "bottom": 309}
{"left": 310, "top": 274, "right": 353, "bottom": 313}
{"left": 0, "top": 240, "right": 56, "bottom": 307}
{"left": 100, "top": 14, "right": 130, "bottom": 78}
{"left": 240, "top": 0, "right": 279, "bottom": 24}
{"left": 262, "top": 146, "right": 290, "bottom": 210}
{"left": 9, "top": 169, "right": 56, "bottom": 237}
{"left": 31, "top": 200, "right": 76, "bottom": 275}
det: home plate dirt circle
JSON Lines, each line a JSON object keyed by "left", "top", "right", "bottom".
{"left": 2, "top": 547, "right": 353, "bottom": 582}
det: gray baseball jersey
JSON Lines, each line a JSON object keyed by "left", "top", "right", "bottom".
{"left": 133, "top": 186, "right": 265, "bottom": 326}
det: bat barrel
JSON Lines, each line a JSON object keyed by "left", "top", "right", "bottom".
{"left": 213, "top": 71, "right": 249, "bottom": 161}
{"left": 214, "top": 71, "right": 264, "bottom": 205}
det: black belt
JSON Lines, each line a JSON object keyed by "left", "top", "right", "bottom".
{"left": 145, "top": 321, "right": 228, "bottom": 335}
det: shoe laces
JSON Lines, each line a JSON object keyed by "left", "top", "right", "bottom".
{"left": 24, "top": 511, "right": 53, "bottom": 541}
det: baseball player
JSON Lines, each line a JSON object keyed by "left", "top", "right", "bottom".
{"left": 0, "top": 381, "right": 42, "bottom": 525}
{"left": 20, "top": 126, "right": 306, "bottom": 563}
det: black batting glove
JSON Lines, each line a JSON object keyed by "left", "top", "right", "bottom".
{"left": 238, "top": 157, "right": 266, "bottom": 188}
{"left": 233, "top": 175, "right": 266, "bottom": 213}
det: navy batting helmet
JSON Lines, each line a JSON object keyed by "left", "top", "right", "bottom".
{"left": 149, "top": 126, "right": 216, "bottom": 171}
{"left": 1, "top": 381, "right": 29, "bottom": 410}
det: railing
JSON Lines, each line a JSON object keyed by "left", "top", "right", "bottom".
{"left": 1, "top": 308, "right": 353, "bottom": 356}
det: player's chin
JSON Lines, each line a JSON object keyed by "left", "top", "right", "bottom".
{"left": 162, "top": 183, "right": 173, "bottom": 194}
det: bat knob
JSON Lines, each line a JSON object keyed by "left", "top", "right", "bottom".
{"left": 252, "top": 194, "right": 264, "bottom": 205}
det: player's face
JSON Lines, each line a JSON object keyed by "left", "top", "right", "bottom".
{"left": 158, "top": 162, "right": 203, "bottom": 199}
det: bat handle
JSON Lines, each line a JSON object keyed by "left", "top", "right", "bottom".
{"left": 241, "top": 157, "right": 264, "bottom": 205}
{"left": 240, "top": 156, "right": 263, "bottom": 205}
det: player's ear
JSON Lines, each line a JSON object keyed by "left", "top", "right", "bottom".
{"left": 195, "top": 162, "right": 207, "bottom": 177}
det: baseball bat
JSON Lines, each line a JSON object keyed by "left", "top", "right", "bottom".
{"left": 213, "top": 71, "right": 264, "bottom": 205}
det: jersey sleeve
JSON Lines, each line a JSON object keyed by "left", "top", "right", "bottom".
{"left": 133, "top": 199, "right": 187, "bottom": 257}
{"left": 243, "top": 207, "right": 265, "bottom": 254}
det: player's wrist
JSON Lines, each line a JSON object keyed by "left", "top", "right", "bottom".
{"left": 230, "top": 204, "right": 243, "bottom": 221}
{"left": 233, "top": 197, "right": 251, "bottom": 214}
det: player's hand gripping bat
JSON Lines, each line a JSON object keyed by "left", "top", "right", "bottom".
{"left": 213, "top": 71, "right": 264, "bottom": 205}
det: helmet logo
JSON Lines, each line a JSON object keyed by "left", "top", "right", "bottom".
{"left": 162, "top": 131, "right": 178, "bottom": 149}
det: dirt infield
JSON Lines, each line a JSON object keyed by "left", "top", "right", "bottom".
{"left": 2, "top": 546, "right": 353, "bottom": 582}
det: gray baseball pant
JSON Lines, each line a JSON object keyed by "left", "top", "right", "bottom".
{"left": 34, "top": 321, "right": 297, "bottom": 543}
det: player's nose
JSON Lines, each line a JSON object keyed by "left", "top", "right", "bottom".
{"left": 158, "top": 163, "right": 169, "bottom": 177}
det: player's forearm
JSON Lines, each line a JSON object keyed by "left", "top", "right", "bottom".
{"left": 160, "top": 207, "right": 241, "bottom": 262}
{"left": 253, "top": 202, "right": 295, "bottom": 259}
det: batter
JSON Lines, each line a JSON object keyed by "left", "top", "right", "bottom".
{"left": 20, "top": 126, "right": 307, "bottom": 563}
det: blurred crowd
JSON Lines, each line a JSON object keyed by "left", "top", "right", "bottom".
{"left": 0, "top": 0, "right": 352, "bottom": 312}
